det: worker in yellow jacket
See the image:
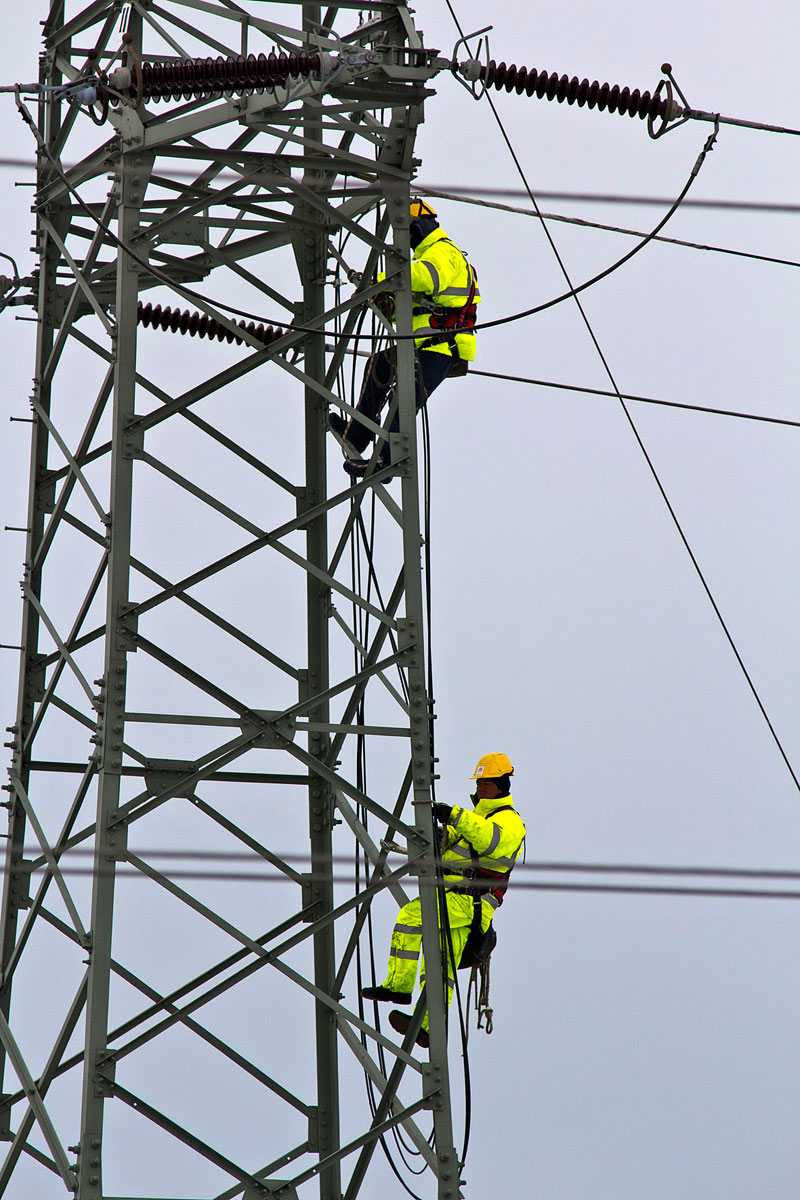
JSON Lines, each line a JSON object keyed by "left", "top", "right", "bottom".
{"left": 328, "top": 199, "right": 480, "bottom": 477}
{"left": 361, "top": 753, "right": 525, "bottom": 1048}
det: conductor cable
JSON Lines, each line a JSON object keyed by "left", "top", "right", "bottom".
{"left": 444, "top": 0, "right": 800, "bottom": 801}
{"left": 16, "top": 87, "right": 738, "bottom": 350}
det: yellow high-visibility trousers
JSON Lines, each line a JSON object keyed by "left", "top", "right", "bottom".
{"left": 381, "top": 891, "right": 485, "bottom": 1029}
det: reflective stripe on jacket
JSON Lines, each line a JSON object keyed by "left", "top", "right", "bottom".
{"left": 441, "top": 794, "right": 526, "bottom": 920}
{"left": 410, "top": 227, "right": 480, "bottom": 359}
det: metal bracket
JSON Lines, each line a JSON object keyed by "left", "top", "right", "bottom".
{"left": 239, "top": 710, "right": 297, "bottom": 748}
{"left": 35, "top": 469, "right": 57, "bottom": 514}
{"left": 647, "top": 63, "right": 691, "bottom": 139}
{"left": 307, "top": 1105, "right": 319, "bottom": 1150}
{"left": 122, "top": 423, "right": 144, "bottom": 460}
{"left": 450, "top": 26, "right": 492, "bottom": 101}
{"left": 25, "top": 653, "right": 46, "bottom": 701}
{"left": 148, "top": 212, "right": 209, "bottom": 247}
{"left": 143, "top": 759, "right": 197, "bottom": 800}
{"left": 8, "top": 862, "right": 32, "bottom": 913}
{"left": 93, "top": 1063, "right": 115, "bottom": 1098}
{"left": 115, "top": 607, "right": 138, "bottom": 652}
{"left": 422, "top": 1061, "right": 443, "bottom": 1110}
{"left": 300, "top": 874, "right": 321, "bottom": 921}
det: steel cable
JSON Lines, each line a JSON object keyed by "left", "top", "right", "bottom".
{"left": 443, "top": 0, "right": 800, "bottom": 803}
{"left": 16, "top": 89, "right": 754, "bottom": 351}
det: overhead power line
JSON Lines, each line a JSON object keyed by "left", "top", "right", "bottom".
{"left": 469, "top": 369, "right": 800, "bottom": 429}
{"left": 22, "top": 847, "right": 800, "bottom": 879}
{"left": 11, "top": 92, "right": 727, "bottom": 347}
{"left": 423, "top": 188, "right": 800, "bottom": 270}
{"left": 418, "top": 184, "right": 800, "bottom": 214}
{"left": 23, "top": 849, "right": 800, "bottom": 878}
{"left": 21, "top": 856, "right": 800, "bottom": 901}
{"left": 442, "top": 0, "right": 800, "bottom": 807}
{"left": 0, "top": 153, "right": 796, "bottom": 214}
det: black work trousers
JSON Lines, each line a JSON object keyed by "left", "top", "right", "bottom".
{"left": 346, "top": 348, "right": 454, "bottom": 464}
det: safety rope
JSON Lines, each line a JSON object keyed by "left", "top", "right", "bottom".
{"left": 466, "top": 959, "right": 494, "bottom": 1040}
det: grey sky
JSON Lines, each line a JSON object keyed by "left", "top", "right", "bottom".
{"left": 1, "top": 1, "right": 799, "bottom": 1197}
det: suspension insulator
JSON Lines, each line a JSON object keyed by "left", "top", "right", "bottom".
{"left": 479, "top": 60, "right": 669, "bottom": 122}
{"left": 113, "top": 49, "right": 322, "bottom": 104}
{"left": 137, "top": 301, "right": 284, "bottom": 348}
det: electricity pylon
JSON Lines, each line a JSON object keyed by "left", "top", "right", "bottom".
{"left": 0, "top": 3, "right": 461, "bottom": 1197}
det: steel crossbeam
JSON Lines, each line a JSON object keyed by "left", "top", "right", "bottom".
{"left": 0, "top": 3, "right": 462, "bottom": 1198}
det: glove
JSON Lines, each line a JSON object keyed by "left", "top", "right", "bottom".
{"left": 432, "top": 803, "right": 453, "bottom": 825}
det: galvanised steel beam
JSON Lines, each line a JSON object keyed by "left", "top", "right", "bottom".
{"left": 0, "top": 0, "right": 67, "bottom": 1143}
{"left": 0, "top": 3, "right": 462, "bottom": 1198}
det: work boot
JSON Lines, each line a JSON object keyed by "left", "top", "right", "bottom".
{"left": 360, "top": 985, "right": 411, "bottom": 1004}
{"left": 343, "top": 457, "right": 369, "bottom": 480}
{"left": 388, "top": 1009, "right": 430, "bottom": 1049}
{"left": 343, "top": 457, "right": 393, "bottom": 483}
{"left": 327, "top": 411, "right": 371, "bottom": 454}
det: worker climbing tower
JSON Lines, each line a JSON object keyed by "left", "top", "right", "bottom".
{"left": 0, "top": 2, "right": 461, "bottom": 1196}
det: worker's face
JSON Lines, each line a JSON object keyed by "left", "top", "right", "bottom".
{"left": 474, "top": 778, "right": 502, "bottom": 802}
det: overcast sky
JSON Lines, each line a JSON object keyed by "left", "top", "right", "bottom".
{"left": 1, "top": 2, "right": 799, "bottom": 1198}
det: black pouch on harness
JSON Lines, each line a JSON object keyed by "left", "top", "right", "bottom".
{"left": 457, "top": 870, "right": 500, "bottom": 970}
{"left": 458, "top": 913, "right": 496, "bottom": 971}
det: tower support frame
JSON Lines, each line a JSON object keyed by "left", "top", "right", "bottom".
{"left": 0, "top": 3, "right": 461, "bottom": 1198}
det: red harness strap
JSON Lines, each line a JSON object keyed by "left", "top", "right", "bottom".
{"left": 428, "top": 264, "right": 478, "bottom": 334}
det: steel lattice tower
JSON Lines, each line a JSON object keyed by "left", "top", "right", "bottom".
{"left": 0, "top": 3, "right": 461, "bottom": 1197}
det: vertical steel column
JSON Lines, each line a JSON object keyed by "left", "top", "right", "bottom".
{"left": 388, "top": 173, "right": 459, "bottom": 1195}
{"left": 0, "top": 11, "right": 64, "bottom": 1139}
{"left": 76, "top": 19, "right": 143, "bottom": 1194}
{"left": 301, "top": 6, "right": 341, "bottom": 1197}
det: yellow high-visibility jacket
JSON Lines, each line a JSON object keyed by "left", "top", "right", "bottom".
{"left": 409, "top": 227, "right": 480, "bottom": 360}
{"left": 441, "top": 794, "right": 526, "bottom": 924}
{"left": 379, "top": 226, "right": 481, "bottom": 360}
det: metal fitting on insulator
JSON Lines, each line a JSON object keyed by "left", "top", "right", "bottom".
{"left": 63, "top": 83, "right": 98, "bottom": 106}
{"left": 107, "top": 66, "right": 132, "bottom": 92}
{"left": 318, "top": 51, "right": 340, "bottom": 80}
{"left": 458, "top": 59, "right": 482, "bottom": 83}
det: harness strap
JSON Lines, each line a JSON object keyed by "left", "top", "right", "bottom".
{"left": 416, "top": 239, "right": 478, "bottom": 357}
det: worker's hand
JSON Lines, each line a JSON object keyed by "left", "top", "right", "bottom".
{"left": 372, "top": 291, "right": 394, "bottom": 318}
{"left": 432, "top": 802, "right": 453, "bottom": 825}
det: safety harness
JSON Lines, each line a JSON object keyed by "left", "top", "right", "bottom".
{"left": 448, "top": 804, "right": 517, "bottom": 970}
{"left": 415, "top": 238, "right": 479, "bottom": 364}
{"left": 447, "top": 804, "right": 520, "bottom": 1038}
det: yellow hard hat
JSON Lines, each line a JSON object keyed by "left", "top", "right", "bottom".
{"left": 410, "top": 197, "right": 437, "bottom": 220}
{"left": 470, "top": 752, "right": 514, "bottom": 780}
